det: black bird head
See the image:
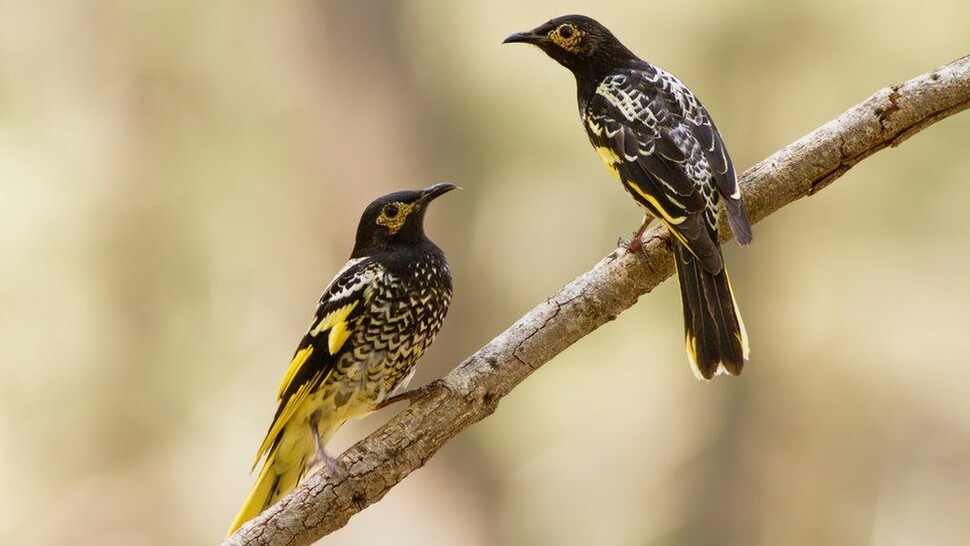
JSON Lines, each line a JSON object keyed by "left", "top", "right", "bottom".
{"left": 503, "top": 15, "right": 634, "bottom": 73}
{"left": 351, "top": 183, "right": 460, "bottom": 257}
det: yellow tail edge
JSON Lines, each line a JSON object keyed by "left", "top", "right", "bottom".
{"left": 226, "top": 451, "right": 279, "bottom": 537}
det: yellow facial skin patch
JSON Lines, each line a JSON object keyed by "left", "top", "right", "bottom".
{"left": 376, "top": 202, "right": 416, "bottom": 234}
{"left": 548, "top": 24, "right": 585, "bottom": 53}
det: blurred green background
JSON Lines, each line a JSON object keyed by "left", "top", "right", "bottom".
{"left": 2, "top": 1, "right": 970, "bottom": 545}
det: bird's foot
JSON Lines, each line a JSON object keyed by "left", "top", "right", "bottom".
{"left": 322, "top": 453, "right": 347, "bottom": 478}
{"left": 619, "top": 217, "right": 651, "bottom": 253}
{"left": 626, "top": 234, "right": 644, "bottom": 253}
{"left": 307, "top": 412, "right": 345, "bottom": 478}
{"left": 309, "top": 450, "right": 347, "bottom": 479}
{"left": 619, "top": 230, "right": 650, "bottom": 262}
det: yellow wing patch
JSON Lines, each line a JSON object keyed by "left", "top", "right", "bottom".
{"left": 327, "top": 317, "right": 353, "bottom": 355}
{"left": 254, "top": 372, "right": 321, "bottom": 468}
{"left": 276, "top": 346, "right": 314, "bottom": 400}
{"left": 596, "top": 146, "right": 687, "bottom": 226}
{"left": 595, "top": 146, "right": 621, "bottom": 177}
{"left": 623, "top": 180, "right": 686, "bottom": 225}
{"left": 310, "top": 301, "right": 359, "bottom": 355}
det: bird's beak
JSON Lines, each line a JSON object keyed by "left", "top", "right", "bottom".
{"left": 418, "top": 182, "right": 461, "bottom": 205}
{"left": 503, "top": 30, "right": 543, "bottom": 45}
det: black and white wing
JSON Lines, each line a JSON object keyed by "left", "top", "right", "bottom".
{"left": 251, "top": 257, "right": 382, "bottom": 467}
{"left": 583, "top": 65, "right": 751, "bottom": 273}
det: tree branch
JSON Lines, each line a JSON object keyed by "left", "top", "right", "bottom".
{"left": 223, "top": 55, "right": 970, "bottom": 546}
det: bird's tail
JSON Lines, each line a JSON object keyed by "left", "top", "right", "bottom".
{"left": 226, "top": 442, "right": 307, "bottom": 536}
{"left": 673, "top": 241, "right": 749, "bottom": 380}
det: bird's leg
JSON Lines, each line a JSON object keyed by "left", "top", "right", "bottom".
{"left": 308, "top": 412, "right": 345, "bottom": 477}
{"left": 619, "top": 216, "right": 652, "bottom": 258}
{"left": 375, "top": 385, "right": 425, "bottom": 411}
{"left": 627, "top": 221, "right": 650, "bottom": 252}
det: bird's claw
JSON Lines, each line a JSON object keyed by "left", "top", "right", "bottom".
{"left": 619, "top": 231, "right": 646, "bottom": 253}
{"left": 323, "top": 454, "right": 347, "bottom": 478}
{"left": 619, "top": 231, "right": 651, "bottom": 263}
{"left": 309, "top": 451, "right": 347, "bottom": 479}
{"left": 375, "top": 385, "right": 427, "bottom": 411}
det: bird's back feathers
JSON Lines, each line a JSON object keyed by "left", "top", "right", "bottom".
{"left": 582, "top": 64, "right": 751, "bottom": 263}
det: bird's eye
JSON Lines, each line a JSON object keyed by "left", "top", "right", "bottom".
{"left": 558, "top": 24, "right": 574, "bottom": 39}
{"left": 383, "top": 204, "right": 400, "bottom": 218}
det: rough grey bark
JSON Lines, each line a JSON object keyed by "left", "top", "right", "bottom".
{"left": 222, "top": 55, "right": 970, "bottom": 546}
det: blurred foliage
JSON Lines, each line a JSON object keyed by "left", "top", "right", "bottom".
{"left": 1, "top": 1, "right": 969, "bottom": 545}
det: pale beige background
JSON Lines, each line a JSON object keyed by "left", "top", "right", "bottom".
{"left": 2, "top": 1, "right": 969, "bottom": 545}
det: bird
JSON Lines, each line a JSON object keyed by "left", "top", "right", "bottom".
{"left": 227, "top": 183, "right": 459, "bottom": 535}
{"left": 504, "top": 15, "right": 752, "bottom": 380}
